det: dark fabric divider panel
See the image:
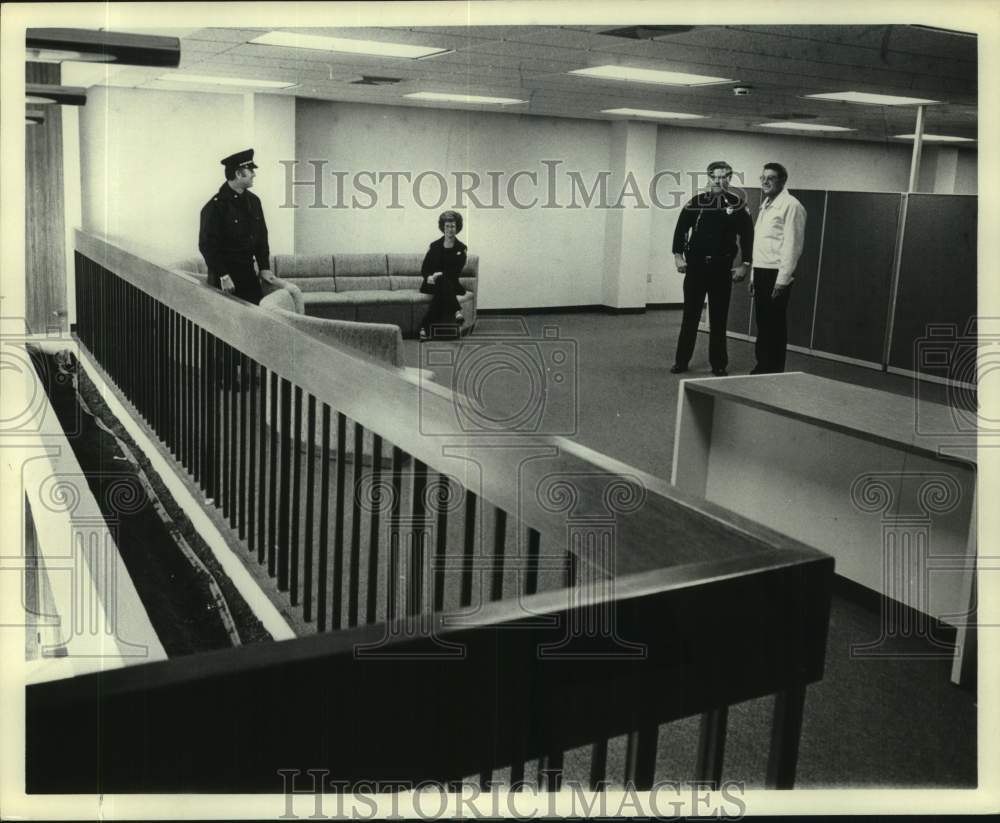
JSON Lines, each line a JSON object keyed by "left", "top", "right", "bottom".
{"left": 786, "top": 189, "right": 827, "bottom": 348}
{"left": 811, "top": 192, "right": 901, "bottom": 363}
{"left": 889, "top": 194, "right": 977, "bottom": 375}
{"left": 728, "top": 187, "right": 758, "bottom": 335}
{"left": 747, "top": 189, "right": 825, "bottom": 344}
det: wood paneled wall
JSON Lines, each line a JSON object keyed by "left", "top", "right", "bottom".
{"left": 25, "top": 61, "right": 67, "bottom": 333}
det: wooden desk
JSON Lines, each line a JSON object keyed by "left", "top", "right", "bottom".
{"left": 672, "top": 373, "right": 977, "bottom": 684}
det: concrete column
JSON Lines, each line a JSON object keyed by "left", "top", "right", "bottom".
{"left": 601, "top": 121, "right": 657, "bottom": 310}
{"left": 933, "top": 147, "right": 959, "bottom": 194}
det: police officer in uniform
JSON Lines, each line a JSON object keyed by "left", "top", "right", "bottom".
{"left": 670, "top": 160, "right": 754, "bottom": 377}
{"left": 199, "top": 148, "right": 276, "bottom": 304}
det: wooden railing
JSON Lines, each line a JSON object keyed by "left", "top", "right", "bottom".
{"left": 25, "top": 230, "right": 835, "bottom": 792}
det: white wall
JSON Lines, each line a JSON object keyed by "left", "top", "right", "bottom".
{"left": 294, "top": 100, "right": 611, "bottom": 310}
{"left": 80, "top": 87, "right": 248, "bottom": 266}
{"left": 649, "top": 127, "right": 926, "bottom": 304}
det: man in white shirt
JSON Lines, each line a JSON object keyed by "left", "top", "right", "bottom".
{"left": 749, "top": 162, "right": 807, "bottom": 374}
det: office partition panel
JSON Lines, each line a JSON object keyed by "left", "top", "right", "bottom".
{"left": 811, "top": 192, "right": 902, "bottom": 365}
{"left": 726, "top": 186, "right": 758, "bottom": 335}
{"left": 888, "top": 194, "right": 977, "bottom": 377}
{"left": 747, "top": 189, "right": 827, "bottom": 348}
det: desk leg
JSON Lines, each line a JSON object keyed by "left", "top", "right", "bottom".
{"left": 695, "top": 706, "right": 729, "bottom": 789}
{"left": 765, "top": 682, "right": 806, "bottom": 789}
{"left": 671, "top": 385, "right": 714, "bottom": 496}
{"left": 950, "top": 494, "right": 977, "bottom": 686}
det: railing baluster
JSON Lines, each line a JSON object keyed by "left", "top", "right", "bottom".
{"left": 206, "top": 334, "right": 218, "bottom": 503}
{"left": 277, "top": 377, "right": 292, "bottom": 590}
{"left": 221, "top": 344, "right": 231, "bottom": 516}
{"left": 192, "top": 322, "right": 201, "bottom": 484}
{"left": 589, "top": 741, "right": 608, "bottom": 790}
{"left": 433, "top": 474, "right": 448, "bottom": 613}
{"left": 348, "top": 421, "right": 364, "bottom": 627}
{"left": 695, "top": 706, "right": 729, "bottom": 790}
{"left": 303, "top": 395, "right": 316, "bottom": 623}
{"left": 461, "top": 490, "right": 477, "bottom": 608}
{"left": 290, "top": 385, "right": 303, "bottom": 604}
{"left": 387, "top": 446, "right": 404, "bottom": 622}
{"left": 365, "top": 434, "right": 383, "bottom": 625}
{"left": 187, "top": 320, "right": 195, "bottom": 478}
{"left": 239, "top": 353, "right": 250, "bottom": 542}
{"left": 247, "top": 359, "right": 258, "bottom": 555}
{"left": 200, "top": 328, "right": 209, "bottom": 495}
{"left": 228, "top": 345, "right": 239, "bottom": 527}
{"left": 331, "top": 413, "right": 347, "bottom": 630}
{"left": 539, "top": 752, "right": 563, "bottom": 791}
{"left": 317, "top": 404, "right": 331, "bottom": 631}
{"left": 267, "top": 371, "right": 278, "bottom": 575}
{"left": 409, "top": 459, "right": 427, "bottom": 617}
{"left": 256, "top": 365, "right": 268, "bottom": 564}
{"left": 526, "top": 527, "right": 541, "bottom": 596}
{"left": 624, "top": 723, "right": 658, "bottom": 790}
{"left": 492, "top": 508, "right": 507, "bottom": 602}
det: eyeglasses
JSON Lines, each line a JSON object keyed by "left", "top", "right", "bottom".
{"left": 760, "top": 174, "right": 780, "bottom": 182}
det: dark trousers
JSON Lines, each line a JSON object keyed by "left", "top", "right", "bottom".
{"left": 674, "top": 258, "right": 733, "bottom": 371}
{"left": 420, "top": 276, "right": 462, "bottom": 336}
{"left": 208, "top": 259, "right": 262, "bottom": 305}
{"left": 752, "top": 267, "right": 792, "bottom": 373}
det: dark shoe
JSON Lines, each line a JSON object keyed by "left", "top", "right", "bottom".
{"left": 455, "top": 311, "right": 465, "bottom": 326}
{"left": 418, "top": 328, "right": 428, "bottom": 342}
{"left": 669, "top": 364, "right": 687, "bottom": 374}
{"left": 712, "top": 368, "right": 729, "bottom": 377}
{"left": 750, "top": 367, "right": 763, "bottom": 375}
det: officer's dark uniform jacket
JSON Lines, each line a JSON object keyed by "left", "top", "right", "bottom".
{"left": 199, "top": 182, "right": 270, "bottom": 304}
{"left": 672, "top": 189, "right": 753, "bottom": 264}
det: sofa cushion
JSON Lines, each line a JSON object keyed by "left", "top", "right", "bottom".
{"left": 459, "top": 278, "right": 476, "bottom": 293}
{"left": 274, "top": 254, "right": 334, "bottom": 278}
{"left": 386, "top": 253, "right": 425, "bottom": 277}
{"left": 287, "top": 276, "right": 337, "bottom": 293}
{"left": 461, "top": 254, "right": 479, "bottom": 277}
{"left": 334, "top": 254, "right": 387, "bottom": 277}
{"left": 336, "top": 274, "right": 391, "bottom": 292}
{"left": 389, "top": 275, "right": 424, "bottom": 291}
{"left": 320, "top": 289, "right": 421, "bottom": 305}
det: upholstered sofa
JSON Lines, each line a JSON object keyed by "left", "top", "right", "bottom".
{"left": 173, "top": 252, "right": 478, "bottom": 338}
{"left": 258, "top": 284, "right": 405, "bottom": 369}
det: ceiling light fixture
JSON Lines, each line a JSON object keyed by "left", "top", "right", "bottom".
{"left": 570, "top": 65, "right": 734, "bottom": 86}
{"left": 759, "top": 122, "right": 854, "bottom": 132}
{"left": 26, "top": 28, "right": 180, "bottom": 67}
{"left": 894, "top": 133, "right": 975, "bottom": 142}
{"left": 404, "top": 92, "right": 526, "bottom": 105}
{"left": 602, "top": 108, "right": 705, "bottom": 120}
{"left": 26, "top": 111, "right": 46, "bottom": 126}
{"left": 805, "top": 91, "right": 940, "bottom": 106}
{"left": 26, "top": 84, "right": 87, "bottom": 106}
{"left": 251, "top": 31, "right": 451, "bottom": 59}
{"left": 155, "top": 73, "right": 297, "bottom": 89}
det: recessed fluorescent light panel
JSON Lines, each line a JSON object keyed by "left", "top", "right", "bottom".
{"left": 805, "top": 91, "right": 940, "bottom": 106}
{"left": 405, "top": 92, "right": 526, "bottom": 105}
{"left": 251, "top": 31, "right": 450, "bottom": 59}
{"left": 759, "top": 121, "right": 854, "bottom": 132}
{"left": 571, "top": 65, "right": 733, "bottom": 86}
{"left": 895, "top": 133, "right": 975, "bottom": 142}
{"left": 156, "top": 73, "right": 296, "bottom": 89}
{"left": 602, "top": 108, "right": 705, "bottom": 120}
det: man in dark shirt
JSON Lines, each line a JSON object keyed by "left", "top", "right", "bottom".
{"left": 198, "top": 148, "right": 276, "bottom": 305}
{"left": 670, "top": 160, "right": 754, "bottom": 377}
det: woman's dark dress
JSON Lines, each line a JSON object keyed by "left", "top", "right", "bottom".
{"left": 419, "top": 237, "right": 468, "bottom": 335}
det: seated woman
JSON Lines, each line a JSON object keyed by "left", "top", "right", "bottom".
{"left": 418, "top": 210, "right": 468, "bottom": 340}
